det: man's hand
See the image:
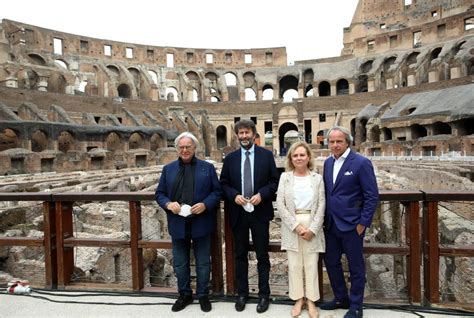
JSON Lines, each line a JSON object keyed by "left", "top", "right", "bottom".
{"left": 356, "top": 224, "right": 366, "bottom": 236}
{"left": 249, "top": 193, "right": 262, "bottom": 205}
{"left": 166, "top": 201, "right": 180, "bottom": 214}
{"left": 234, "top": 195, "right": 248, "bottom": 206}
{"left": 191, "top": 202, "right": 206, "bottom": 214}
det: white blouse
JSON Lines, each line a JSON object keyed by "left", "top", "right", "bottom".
{"left": 292, "top": 175, "right": 313, "bottom": 210}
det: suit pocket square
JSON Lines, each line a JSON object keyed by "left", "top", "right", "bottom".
{"left": 344, "top": 171, "right": 353, "bottom": 176}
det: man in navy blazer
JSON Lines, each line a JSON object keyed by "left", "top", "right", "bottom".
{"left": 220, "top": 119, "right": 279, "bottom": 313}
{"left": 155, "top": 132, "right": 221, "bottom": 313}
{"left": 320, "top": 126, "right": 378, "bottom": 318}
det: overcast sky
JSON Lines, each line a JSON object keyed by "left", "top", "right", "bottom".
{"left": 1, "top": 0, "right": 358, "bottom": 64}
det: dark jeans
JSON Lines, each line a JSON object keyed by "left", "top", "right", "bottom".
{"left": 232, "top": 211, "right": 271, "bottom": 298}
{"left": 171, "top": 234, "right": 211, "bottom": 298}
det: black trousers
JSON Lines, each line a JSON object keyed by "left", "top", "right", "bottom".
{"left": 232, "top": 210, "right": 270, "bottom": 298}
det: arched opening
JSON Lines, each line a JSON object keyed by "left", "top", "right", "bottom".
{"left": 0, "top": 128, "right": 20, "bottom": 151}
{"left": 262, "top": 84, "right": 274, "bottom": 100}
{"left": 216, "top": 125, "right": 227, "bottom": 149}
{"left": 283, "top": 89, "right": 298, "bottom": 102}
{"left": 166, "top": 87, "right": 179, "bottom": 101}
{"left": 410, "top": 124, "right": 427, "bottom": 139}
{"left": 150, "top": 133, "right": 164, "bottom": 151}
{"left": 148, "top": 71, "right": 158, "bottom": 84}
{"left": 192, "top": 88, "right": 199, "bottom": 102}
{"left": 58, "top": 131, "right": 75, "bottom": 153}
{"left": 432, "top": 121, "right": 451, "bottom": 135}
{"left": 117, "top": 84, "right": 131, "bottom": 98}
{"left": 54, "top": 59, "right": 68, "bottom": 70}
{"left": 318, "top": 81, "right": 330, "bottom": 96}
{"left": 317, "top": 130, "right": 325, "bottom": 146}
{"left": 244, "top": 88, "right": 256, "bottom": 101}
{"left": 407, "top": 52, "right": 420, "bottom": 66}
{"left": 129, "top": 132, "right": 144, "bottom": 149}
{"left": 361, "top": 60, "right": 374, "bottom": 73}
{"left": 243, "top": 72, "right": 256, "bottom": 89}
{"left": 381, "top": 127, "right": 392, "bottom": 141}
{"left": 305, "top": 85, "right": 314, "bottom": 97}
{"left": 350, "top": 118, "right": 356, "bottom": 145}
{"left": 31, "top": 130, "right": 48, "bottom": 152}
{"left": 452, "top": 41, "right": 466, "bottom": 56}
{"left": 455, "top": 118, "right": 474, "bottom": 135}
{"left": 106, "top": 132, "right": 122, "bottom": 151}
{"left": 224, "top": 72, "right": 238, "bottom": 101}
{"left": 430, "top": 47, "right": 442, "bottom": 62}
{"left": 278, "top": 122, "right": 298, "bottom": 155}
{"left": 383, "top": 56, "right": 397, "bottom": 71}
{"left": 468, "top": 58, "right": 474, "bottom": 76}
{"left": 279, "top": 75, "right": 298, "bottom": 99}
{"left": 106, "top": 65, "right": 120, "bottom": 77}
{"left": 358, "top": 118, "right": 368, "bottom": 143}
{"left": 28, "top": 54, "right": 46, "bottom": 65}
{"left": 128, "top": 67, "right": 140, "bottom": 87}
{"left": 336, "top": 79, "right": 349, "bottom": 95}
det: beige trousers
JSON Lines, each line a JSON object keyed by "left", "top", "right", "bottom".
{"left": 287, "top": 213, "right": 320, "bottom": 301}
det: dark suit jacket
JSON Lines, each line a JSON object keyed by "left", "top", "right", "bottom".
{"left": 220, "top": 145, "right": 279, "bottom": 227}
{"left": 155, "top": 158, "right": 221, "bottom": 239}
{"left": 323, "top": 150, "right": 379, "bottom": 232}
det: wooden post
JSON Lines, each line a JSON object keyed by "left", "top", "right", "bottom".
{"left": 130, "top": 201, "right": 144, "bottom": 291}
{"left": 406, "top": 201, "right": 421, "bottom": 303}
{"left": 211, "top": 203, "right": 224, "bottom": 294}
{"left": 43, "top": 201, "right": 57, "bottom": 289}
{"left": 55, "top": 201, "right": 74, "bottom": 289}
{"left": 422, "top": 200, "right": 439, "bottom": 304}
{"left": 224, "top": 201, "right": 236, "bottom": 295}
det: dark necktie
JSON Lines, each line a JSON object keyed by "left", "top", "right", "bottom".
{"left": 243, "top": 151, "right": 253, "bottom": 198}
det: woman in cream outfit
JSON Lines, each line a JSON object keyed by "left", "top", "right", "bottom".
{"left": 277, "top": 141, "right": 325, "bottom": 318}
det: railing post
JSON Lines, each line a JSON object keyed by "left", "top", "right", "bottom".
{"left": 43, "top": 201, "right": 57, "bottom": 289}
{"left": 55, "top": 201, "right": 74, "bottom": 289}
{"left": 130, "top": 201, "right": 144, "bottom": 291}
{"left": 406, "top": 200, "right": 421, "bottom": 303}
{"left": 224, "top": 201, "right": 236, "bottom": 295}
{"left": 211, "top": 203, "right": 224, "bottom": 294}
{"left": 422, "top": 200, "right": 439, "bottom": 304}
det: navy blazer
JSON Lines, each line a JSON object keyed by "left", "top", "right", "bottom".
{"left": 323, "top": 150, "right": 379, "bottom": 232}
{"left": 155, "top": 158, "right": 221, "bottom": 239}
{"left": 220, "top": 145, "right": 279, "bottom": 227}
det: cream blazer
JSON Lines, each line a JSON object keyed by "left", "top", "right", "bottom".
{"left": 276, "top": 171, "right": 326, "bottom": 253}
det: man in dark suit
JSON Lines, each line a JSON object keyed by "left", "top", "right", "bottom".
{"left": 320, "top": 126, "right": 379, "bottom": 318}
{"left": 155, "top": 132, "right": 221, "bottom": 313}
{"left": 220, "top": 119, "right": 279, "bottom": 313}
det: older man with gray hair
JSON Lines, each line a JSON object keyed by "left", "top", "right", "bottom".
{"left": 155, "top": 132, "right": 221, "bottom": 313}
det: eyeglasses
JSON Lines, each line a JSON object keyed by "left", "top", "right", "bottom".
{"left": 178, "top": 145, "right": 195, "bottom": 151}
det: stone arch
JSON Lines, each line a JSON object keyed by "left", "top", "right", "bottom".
{"left": 456, "top": 118, "right": 474, "bottom": 136}
{"left": 128, "top": 67, "right": 140, "bottom": 86}
{"left": 224, "top": 72, "right": 238, "bottom": 101}
{"left": 106, "top": 65, "right": 120, "bottom": 77}
{"left": 0, "top": 128, "right": 20, "bottom": 151}
{"left": 117, "top": 83, "right": 132, "bottom": 98}
{"left": 150, "top": 133, "right": 164, "bottom": 151}
{"left": 186, "top": 71, "right": 201, "bottom": 101}
{"left": 58, "top": 131, "right": 75, "bottom": 153}
{"left": 316, "top": 130, "right": 325, "bottom": 146}
{"left": 31, "top": 130, "right": 48, "bottom": 152}
{"left": 452, "top": 41, "right": 466, "bottom": 56}
{"left": 243, "top": 71, "right": 256, "bottom": 88}
{"left": 432, "top": 121, "right": 451, "bottom": 135}
{"left": 336, "top": 78, "right": 349, "bottom": 95}
{"left": 303, "top": 69, "right": 314, "bottom": 96}
{"left": 305, "top": 85, "right": 314, "bottom": 97}
{"left": 278, "top": 122, "right": 298, "bottom": 155}
{"left": 360, "top": 60, "right": 374, "bottom": 73}
{"left": 106, "top": 132, "right": 123, "bottom": 151}
{"left": 148, "top": 70, "right": 158, "bottom": 84}
{"left": 410, "top": 124, "right": 427, "bottom": 140}
{"left": 166, "top": 87, "right": 179, "bottom": 101}
{"left": 27, "top": 53, "right": 46, "bottom": 65}
{"left": 279, "top": 75, "right": 298, "bottom": 99}
{"left": 262, "top": 84, "right": 274, "bottom": 100}
{"left": 216, "top": 125, "right": 227, "bottom": 149}
{"left": 383, "top": 56, "right": 397, "bottom": 71}
{"left": 430, "top": 47, "right": 442, "bottom": 62}
{"left": 358, "top": 118, "right": 368, "bottom": 143}
{"left": 406, "top": 52, "right": 420, "bottom": 66}
{"left": 318, "top": 81, "right": 330, "bottom": 97}
{"left": 129, "top": 132, "right": 144, "bottom": 149}
{"left": 54, "top": 59, "right": 68, "bottom": 70}
{"left": 244, "top": 88, "right": 256, "bottom": 101}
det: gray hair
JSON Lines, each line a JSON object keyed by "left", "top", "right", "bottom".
{"left": 174, "top": 132, "right": 199, "bottom": 150}
{"left": 326, "top": 126, "right": 354, "bottom": 144}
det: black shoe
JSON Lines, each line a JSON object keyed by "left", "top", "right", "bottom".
{"left": 199, "top": 296, "right": 212, "bottom": 312}
{"left": 256, "top": 297, "right": 270, "bottom": 313}
{"left": 319, "top": 298, "right": 350, "bottom": 310}
{"left": 344, "top": 308, "right": 363, "bottom": 318}
{"left": 171, "top": 294, "right": 193, "bottom": 312}
{"left": 235, "top": 295, "right": 247, "bottom": 312}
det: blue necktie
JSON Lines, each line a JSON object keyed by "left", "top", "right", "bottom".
{"left": 243, "top": 151, "right": 253, "bottom": 198}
